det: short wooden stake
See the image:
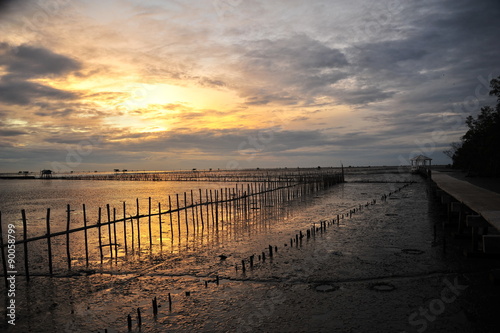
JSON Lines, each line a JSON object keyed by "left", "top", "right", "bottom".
{"left": 137, "top": 308, "right": 142, "bottom": 327}
{"left": 127, "top": 314, "right": 132, "bottom": 331}
{"left": 152, "top": 297, "right": 158, "bottom": 316}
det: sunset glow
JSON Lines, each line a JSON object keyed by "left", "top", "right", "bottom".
{"left": 0, "top": 0, "right": 499, "bottom": 171}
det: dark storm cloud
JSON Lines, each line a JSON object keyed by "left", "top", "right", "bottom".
{"left": 0, "top": 43, "right": 81, "bottom": 105}
{"left": 367, "top": 0, "right": 498, "bottom": 85}
{"left": 0, "top": 43, "right": 81, "bottom": 79}
{"left": 0, "top": 128, "right": 28, "bottom": 136}
{"left": 0, "top": 78, "right": 77, "bottom": 105}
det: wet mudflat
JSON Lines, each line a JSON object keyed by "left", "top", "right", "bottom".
{"left": 2, "top": 176, "right": 500, "bottom": 332}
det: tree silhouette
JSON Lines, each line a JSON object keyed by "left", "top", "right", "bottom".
{"left": 451, "top": 76, "right": 500, "bottom": 176}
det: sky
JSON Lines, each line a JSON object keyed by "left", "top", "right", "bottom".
{"left": 0, "top": 0, "right": 499, "bottom": 172}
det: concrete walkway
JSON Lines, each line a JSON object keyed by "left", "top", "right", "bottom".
{"left": 432, "top": 171, "right": 500, "bottom": 231}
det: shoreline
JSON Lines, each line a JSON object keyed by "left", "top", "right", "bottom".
{"left": 1, "top": 178, "right": 499, "bottom": 332}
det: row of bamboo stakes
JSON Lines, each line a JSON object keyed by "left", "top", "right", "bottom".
{"left": 108, "top": 182, "right": 414, "bottom": 332}
{"left": 54, "top": 168, "right": 343, "bottom": 182}
{"left": 0, "top": 173, "right": 343, "bottom": 286}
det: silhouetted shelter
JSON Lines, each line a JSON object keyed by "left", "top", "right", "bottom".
{"left": 40, "top": 169, "right": 53, "bottom": 179}
{"left": 410, "top": 155, "right": 432, "bottom": 173}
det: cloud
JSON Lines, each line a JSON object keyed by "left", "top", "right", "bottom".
{"left": 0, "top": 43, "right": 81, "bottom": 106}
{"left": 0, "top": 128, "right": 28, "bottom": 136}
{"left": 1, "top": 0, "right": 500, "bottom": 170}
{"left": 233, "top": 34, "right": 349, "bottom": 105}
{"left": 0, "top": 43, "right": 81, "bottom": 79}
{"left": 0, "top": 78, "right": 77, "bottom": 105}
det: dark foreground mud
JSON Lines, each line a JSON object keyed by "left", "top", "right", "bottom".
{"left": 2, "top": 178, "right": 500, "bottom": 332}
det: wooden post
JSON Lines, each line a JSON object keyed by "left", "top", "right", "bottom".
{"left": 0, "top": 212, "right": 8, "bottom": 288}
{"left": 168, "top": 293, "right": 172, "bottom": 312}
{"left": 184, "top": 192, "right": 189, "bottom": 235}
{"left": 127, "top": 314, "right": 132, "bottom": 331}
{"left": 205, "top": 189, "right": 210, "bottom": 229}
{"left": 106, "top": 204, "right": 113, "bottom": 260}
{"left": 130, "top": 214, "right": 135, "bottom": 254}
{"left": 82, "top": 205, "right": 89, "bottom": 267}
{"left": 136, "top": 198, "right": 141, "bottom": 251}
{"left": 158, "top": 202, "right": 163, "bottom": 246}
{"left": 176, "top": 194, "right": 181, "bottom": 239}
{"left": 191, "top": 190, "right": 196, "bottom": 231}
{"left": 98, "top": 207, "right": 103, "bottom": 265}
{"left": 21, "top": 209, "right": 29, "bottom": 281}
{"left": 66, "top": 205, "right": 72, "bottom": 271}
{"left": 152, "top": 296, "right": 158, "bottom": 316}
{"left": 123, "top": 202, "right": 128, "bottom": 255}
{"left": 199, "top": 189, "right": 204, "bottom": 229}
{"left": 46, "top": 208, "right": 53, "bottom": 275}
{"left": 215, "top": 190, "right": 219, "bottom": 230}
{"left": 148, "top": 197, "right": 152, "bottom": 248}
{"left": 225, "top": 187, "right": 229, "bottom": 222}
{"left": 210, "top": 190, "right": 215, "bottom": 228}
{"left": 169, "top": 195, "right": 174, "bottom": 241}
{"left": 137, "top": 308, "right": 142, "bottom": 327}
{"left": 113, "top": 208, "right": 118, "bottom": 261}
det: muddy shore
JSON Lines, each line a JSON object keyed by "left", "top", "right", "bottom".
{"left": 2, "top": 176, "right": 500, "bottom": 332}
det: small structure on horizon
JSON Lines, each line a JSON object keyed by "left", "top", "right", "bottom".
{"left": 410, "top": 155, "right": 432, "bottom": 174}
{"left": 40, "top": 169, "right": 53, "bottom": 179}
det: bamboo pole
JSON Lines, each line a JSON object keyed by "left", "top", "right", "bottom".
{"left": 113, "top": 208, "right": 118, "bottom": 261}
{"left": 98, "top": 207, "right": 103, "bottom": 265}
{"left": 176, "top": 194, "right": 181, "bottom": 239}
{"left": 136, "top": 198, "right": 141, "bottom": 252}
{"left": 123, "top": 202, "right": 128, "bottom": 255}
{"left": 215, "top": 189, "right": 219, "bottom": 230}
{"left": 148, "top": 197, "right": 152, "bottom": 248}
{"left": 66, "top": 205, "right": 72, "bottom": 271}
{"left": 21, "top": 210, "right": 29, "bottom": 281}
{"left": 106, "top": 204, "right": 113, "bottom": 260}
{"left": 169, "top": 195, "right": 173, "bottom": 241}
{"left": 210, "top": 190, "right": 214, "bottom": 228}
{"left": 46, "top": 208, "right": 53, "bottom": 275}
{"left": 82, "top": 205, "right": 88, "bottom": 268}
{"left": 184, "top": 192, "right": 189, "bottom": 234}
{"left": 190, "top": 190, "right": 196, "bottom": 231}
{"left": 199, "top": 189, "right": 204, "bottom": 230}
{"left": 130, "top": 215, "right": 135, "bottom": 254}
{"left": 158, "top": 202, "right": 163, "bottom": 246}
{"left": 205, "top": 189, "right": 210, "bottom": 229}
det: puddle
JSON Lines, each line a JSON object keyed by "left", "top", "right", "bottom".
{"left": 369, "top": 282, "right": 396, "bottom": 292}
{"left": 315, "top": 284, "right": 340, "bottom": 293}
